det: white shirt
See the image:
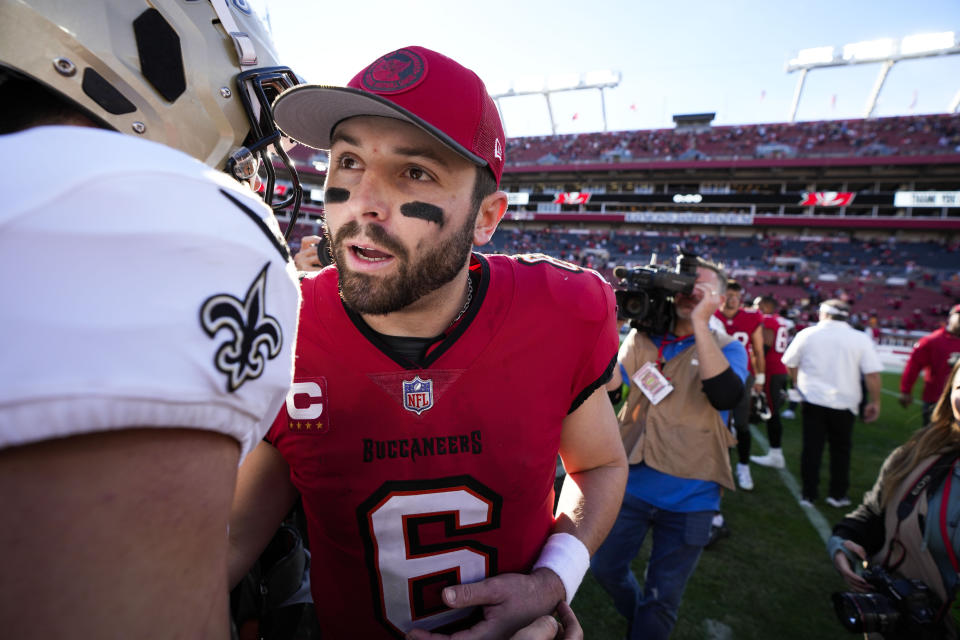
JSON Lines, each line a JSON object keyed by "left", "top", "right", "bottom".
{"left": 782, "top": 318, "right": 883, "bottom": 413}
{"left": 0, "top": 126, "right": 300, "bottom": 459}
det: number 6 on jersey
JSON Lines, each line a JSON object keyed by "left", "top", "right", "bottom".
{"left": 358, "top": 477, "right": 503, "bottom": 636}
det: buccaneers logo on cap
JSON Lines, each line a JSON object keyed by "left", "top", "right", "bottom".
{"left": 362, "top": 48, "right": 426, "bottom": 93}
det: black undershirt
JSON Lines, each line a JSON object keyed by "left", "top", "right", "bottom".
{"left": 372, "top": 332, "right": 439, "bottom": 367}
{"left": 364, "top": 270, "right": 480, "bottom": 367}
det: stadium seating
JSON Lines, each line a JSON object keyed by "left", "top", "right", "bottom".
{"left": 486, "top": 227, "right": 959, "bottom": 332}
{"left": 503, "top": 114, "right": 960, "bottom": 165}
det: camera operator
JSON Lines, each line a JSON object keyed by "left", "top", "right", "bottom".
{"left": 829, "top": 358, "right": 960, "bottom": 639}
{"left": 591, "top": 255, "right": 748, "bottom": 640}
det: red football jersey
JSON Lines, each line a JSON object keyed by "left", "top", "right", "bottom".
{"left": 714, "top": 308, "right": 763, "bottom": 373}
{"left": 266, "top": 253, "right": 618, "bottom": 638}
{"left": 761, "top": 313, "right": 793, "bottom": 376}
{"left": 900, "top": 328, "right": 960, "bottom": 403}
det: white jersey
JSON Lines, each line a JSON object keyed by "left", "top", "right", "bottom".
{"left": 0, "top": 126, "right": 300, "bottom": 459}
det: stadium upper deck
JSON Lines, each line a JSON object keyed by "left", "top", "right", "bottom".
{"left": 494, "top": 113, "right": 960, "bottom": 230}
{"left": 503, "top": 113, "right": 960, "bottom": 166}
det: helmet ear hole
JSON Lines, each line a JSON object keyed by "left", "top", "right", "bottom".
{"left": 133, "top": 8, "right": 186, "bottom": 102}
{"left": 0, "top": 70, "right": 111, "bottom": 134}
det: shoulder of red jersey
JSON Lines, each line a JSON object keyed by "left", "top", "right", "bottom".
{"left": 489, "top": 253, "right": 614, "bottom": 324}
{"left": 295, "top": 265, "right": 343, "bottom": 321}
{"left": 762, "top": 313, "right": 789, "bottom": 328}
{"left": 740, "top": 308, "right": 764, "bottom": 329}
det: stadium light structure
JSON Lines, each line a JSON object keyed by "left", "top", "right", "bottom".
{"left": 785, "top": 31, "right": 960, "bottom": 120}
{"left": 491, "top": 70, "right": 621, "bottom": 136}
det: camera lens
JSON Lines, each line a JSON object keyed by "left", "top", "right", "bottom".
{"left": 832, "top": 591, "right": 900, "bottom": 634}
{"left": 615, "top": 290, "right": 650, "bottom": 320}
{"left": 624, "top": 296, "right": 648, "bottom": 319}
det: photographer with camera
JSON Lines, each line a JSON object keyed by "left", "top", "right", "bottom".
{"left": 591, "top": 252, "right": 748, "bottom": 640}
{"left": 829, "top": 358, "right": 960, "bottom": 639}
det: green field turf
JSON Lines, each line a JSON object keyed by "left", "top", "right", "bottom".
{"left": 574, "top": 371, "right": 931, "bottom": 639}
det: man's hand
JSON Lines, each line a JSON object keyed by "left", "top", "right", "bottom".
{"left": 863, "top": 401, "right": 881, "bottom": 423}
{"left": 832, "top": 540, "right": 871, "bottom": 593}
{"left": 690, "top": 282, "right": 724, "bottom": 328}
{"left": 508, "top": 602, "right": 582, "bottom": 640}
{"left": 898, "top": 392, "right": 913, "bottom": 408}
{"left": 405, "top": 568, "right": 565, "bottom": 640}
{"left": 293, "top": 235, "right": 324, "bottom": 271}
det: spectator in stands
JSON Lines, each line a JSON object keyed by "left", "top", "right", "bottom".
{"left": 0, "top": 3, "right": 303, "bottom": 637}
{"left": 900, "top": 304, "right": 960, "bottom": 425}
{"left": 592, "top": 256, "right": 747, "bottom": 640}
{"left": 829, "top": 358, "right": 960, "bottom": 640}
{"left": 782, "top": 300, "right": 883, "bottom": 508}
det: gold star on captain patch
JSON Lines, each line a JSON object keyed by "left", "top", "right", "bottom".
{"left": 305, "top": 422, "right": 312, "bottom": 429}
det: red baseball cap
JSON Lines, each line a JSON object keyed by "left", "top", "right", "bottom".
{"left": 271, "top": 46, "right": 505, "bottom": 185}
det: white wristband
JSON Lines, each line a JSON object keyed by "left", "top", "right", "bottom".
{"left": 531, "top": 533, "right": 590, "bottom": 604}
{"left": 754, "top": 373, "right": 765, "bottom": 385}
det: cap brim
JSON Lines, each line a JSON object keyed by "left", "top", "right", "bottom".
{"left": 272, "top": 84, "right": 487, "bottom": 168}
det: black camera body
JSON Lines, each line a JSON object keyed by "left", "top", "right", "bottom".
{"left": 832, "top": 565, "right": 942, "bottom": 639}
{"left": 613, "top": 248, "right": 700, "bottom": 335}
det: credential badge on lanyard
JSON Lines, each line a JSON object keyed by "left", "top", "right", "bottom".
{"left": 632, "top": 361, "right": 674, "bottom": 405}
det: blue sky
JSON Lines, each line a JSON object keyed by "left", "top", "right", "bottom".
{"left": 260, "top": 0, "right": 960, "bottom": 137}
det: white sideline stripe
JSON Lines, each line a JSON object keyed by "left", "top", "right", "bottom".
{"left": 750, "top": 425, "right": 834, "bottom": 544}
{"left": 703, "top": 618, "right": 734, "bottom": 640}
{"left": 880, "top": 388, "right": 901, "bottom": 399}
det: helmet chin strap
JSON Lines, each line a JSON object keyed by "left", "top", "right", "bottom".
{"left": 208, "top": 0, "right": 263, "bottom": 123}
{"left": 209, "top": 0, "right": 258, "bottom": 66}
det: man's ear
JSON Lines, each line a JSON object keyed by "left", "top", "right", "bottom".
{"left": 473, "top": 190, "right": 508, "bottom": 246}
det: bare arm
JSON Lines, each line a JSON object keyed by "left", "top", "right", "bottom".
{"left": 555, "top": 385, "right": 629, "bottom": 554}
{"left": 0, "top": 429, "right": 240, "bottom": 639}
{"left": 228, "top": 440, "right": 299, "bottom": 588}
{"left": 604, "top": 362, "right": 623, "bottom": 392}
{"left": 750, "top": 325, "right": 765, "bottom": 384}
{"left": 863, "top": 372, "right": 882, "bottom": 423}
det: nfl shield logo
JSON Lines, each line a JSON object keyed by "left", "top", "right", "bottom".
{"left": 402, "top": 376, "right": 434, "bottom": 415}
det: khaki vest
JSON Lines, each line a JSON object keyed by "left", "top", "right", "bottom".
{"left": 875, "top": 455, "right": 956, "bottom": 631}
{"left": 618, "top": 330, "right": 738, "bottom": 490}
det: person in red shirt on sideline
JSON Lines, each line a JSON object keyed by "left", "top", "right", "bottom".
{"left": 714, "top": 281, "right": 765, "bottom": 490}
{"left": 750, "top": 296, "right": 795, "bottom": 469}
{"left": 899, "top": 305, "right": 960, "bottom": 425}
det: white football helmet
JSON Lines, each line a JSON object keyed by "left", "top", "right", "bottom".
{"left": 0, "top": 0, "right": 302, "bottom": 231}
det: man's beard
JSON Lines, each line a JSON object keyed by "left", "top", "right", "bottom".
{"left": 328, "top": 214, "right": 475, "bottom": 316}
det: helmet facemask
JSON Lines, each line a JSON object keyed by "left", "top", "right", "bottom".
{"left": 231, "top": 66, "right": 303, "bottom": 239}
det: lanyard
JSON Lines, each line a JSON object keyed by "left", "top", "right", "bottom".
{"left": 656, "top": 334, "right": 692, "bottom": 372}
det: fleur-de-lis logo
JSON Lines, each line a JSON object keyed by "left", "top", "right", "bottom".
{"left": 200, "top": 263, "right": 283, "bottom": 392}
